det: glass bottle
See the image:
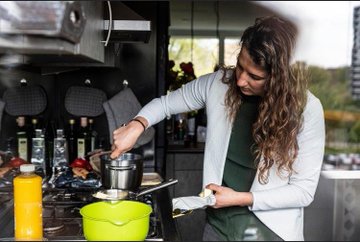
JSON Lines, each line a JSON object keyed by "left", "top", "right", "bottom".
{"left": 13, "top": 164, "right": 43, "bottom": 240}
{"left": 16, "top": 116, "right": 29, "bottom": 161}
{"left": 67, "top": 119, "right": 77, "bottom": 163}
{"left": 31, "top": 118, "right": 39, "bottom": 139}
{"left": 29, "top": 118, "right": 39, "bottom": 158}
{"left": 4, "top": 138, "right": 16, "bottom": 163}
{"left": 174, "top": 113, "right": 187, "bottom": 143}
{"left": 88, "top": 118, "right": 97, "bottom": 151}
{"left": 77, "top": 117, "right": 90, "bottom": 158}
{"left": 45, "top": 120, "right": 55, "bottom": 171}
{"left": 186, "top": 110, "right": 198, "bottom": 145}
{"left": 53, "top": 129, "right": 69, "bottom": 167}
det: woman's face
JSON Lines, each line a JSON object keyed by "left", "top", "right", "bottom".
{"left": 235, "top": 47, "right": 267, "bottom": 96}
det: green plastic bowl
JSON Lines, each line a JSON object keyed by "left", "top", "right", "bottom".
{"left": 80, "top": 200, "right": 152, "bottom": 241}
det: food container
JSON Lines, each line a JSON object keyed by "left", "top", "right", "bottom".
{"left": 100, "top": 153, "right": 143, "bottom": 190}
{"left": 80, "top": 200, "right": 152, "bottom": 241}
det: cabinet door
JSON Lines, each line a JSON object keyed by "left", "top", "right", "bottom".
{"left": 166, "top": 153, "right": 206, "bottom": 241}
{"left": 166, "top": 153, "right": 204, "bottom": 197}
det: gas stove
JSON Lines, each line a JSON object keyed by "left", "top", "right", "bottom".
{"left": 41, "top": 189, "right": 163, "bottom": 241}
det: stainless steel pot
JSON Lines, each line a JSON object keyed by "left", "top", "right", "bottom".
{"left": 100, "top": 153, "right": 143, "bottom": 190}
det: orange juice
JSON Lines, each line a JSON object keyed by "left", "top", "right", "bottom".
{"left": 13, "top": 164, "right": 43, "bottom": 241}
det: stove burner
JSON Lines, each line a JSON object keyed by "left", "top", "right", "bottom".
{"left": 43, "top": 190, "right": 97, "bottom": 206}
{"left": 53, "top": 193, "right": 74, "bottom": 201}
{"left": 39, "top": 190, "right": 163, "bottom": 240}
{"left": 43, "top": 220, "right": 65, "bottom": 233}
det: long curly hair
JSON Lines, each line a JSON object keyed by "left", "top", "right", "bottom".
{"left": 222, "top": 16, "right": 309, "bottom": 184}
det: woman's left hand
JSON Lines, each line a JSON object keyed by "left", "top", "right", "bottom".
{"left": 206, "top": 183, "right": 253, "bottom": 208}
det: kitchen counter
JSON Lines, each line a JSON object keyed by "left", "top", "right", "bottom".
{"left": 167, "top": 142, "right": 205, "bottom": 153}
{"left": 321, "top": 170, "right": 360, "bottom": 179}
{"left": 0, "top": 188, "right": 180, "bottom": 241}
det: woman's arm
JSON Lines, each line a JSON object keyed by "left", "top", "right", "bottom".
{"left": 110, "top": 72, "right": 218, "bottom": 158}
{"left": 206, "top": 95, "right": 325, "bottom": 210}
{"left": 250, "top": 95, "right": 326, "bottom": 210}
{"left": 137, "top": 71, "right": 216, "bottom": 127}
{"left": 206, "top": 183, "right": 254, "bottom": 208}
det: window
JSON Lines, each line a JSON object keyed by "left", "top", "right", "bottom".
{"left": 168, "top": 37, "right": 219, "bottom": 77}
{"left": 224, "top": 38, "right": 240, "bottom": 66}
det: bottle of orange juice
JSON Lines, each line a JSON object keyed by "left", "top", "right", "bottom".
{"left": 13, "top": 164, "right": 43, "bottom": 240}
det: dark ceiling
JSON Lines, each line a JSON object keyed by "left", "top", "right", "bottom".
{"left": 169, "top": 1, "right": 282, "bottom": 37}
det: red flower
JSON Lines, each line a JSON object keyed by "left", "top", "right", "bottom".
{"left": 180, "top": 62, "right": 194, "bottom": 75}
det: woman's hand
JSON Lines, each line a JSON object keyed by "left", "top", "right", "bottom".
{"left": 110, "top": 117, "right": 148, "bottom": 159}
{"left": 206, "top": 183, "right": 253, "bottom": 208}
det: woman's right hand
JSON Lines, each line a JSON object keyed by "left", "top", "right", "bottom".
{"left": 110, "top": 117, "right": 147, "bottom": 159}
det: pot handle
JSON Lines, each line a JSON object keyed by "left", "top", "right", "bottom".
{"left": 108, "top": 164, "right": 136, "bottom": 171}
{"left": 136, "top": 178, "right": 178, "bottom": 197}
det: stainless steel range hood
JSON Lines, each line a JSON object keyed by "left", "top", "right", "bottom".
{"left": 0, "top": 1, "right": 152, "bottom": 66}
{"left": 0, "top": 1, "right": 86, "bottom": 43}
{"left": 104, "top": 19, "right": 151, "bottom": 43}
{"left": 103, "top": 2, "right": 151, "bottom": 43}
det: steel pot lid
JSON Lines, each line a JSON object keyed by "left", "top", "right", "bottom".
{"left": 100, "top": 152, "right": 143, "bottom": 166}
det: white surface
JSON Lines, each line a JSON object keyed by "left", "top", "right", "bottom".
{"left": 321, "top": 170, "right": 360, "bottom": 179}
{"left": 172, "top": 194, "right": 216, "bottom": 211}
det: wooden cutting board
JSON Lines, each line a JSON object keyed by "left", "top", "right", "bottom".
{"left": 141, "top": 172, "right": 163, "bottom": 186}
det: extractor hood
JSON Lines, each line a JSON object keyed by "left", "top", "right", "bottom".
{"left": 0, "top": 1, "right": 151, "bottom": 66}
{"left": 103, "top": 2, "right": 151, "bottom": 43}
{"left": 0, "top": 1, "right": 86, "bottom": 43}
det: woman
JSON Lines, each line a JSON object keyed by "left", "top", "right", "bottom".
{"left": 111, "top": 16, "right": 325, "bottom": 241}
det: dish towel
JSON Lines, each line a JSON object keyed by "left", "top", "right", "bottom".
{"left": 102, "top": 87, "right": 155, "bottom": 148}
{"left": 172, "top": 194, "right": 216, "bottom": 212}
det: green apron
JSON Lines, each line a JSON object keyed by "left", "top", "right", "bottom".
{"left": 207, "top": 95, "right": 282, "bottom": 241}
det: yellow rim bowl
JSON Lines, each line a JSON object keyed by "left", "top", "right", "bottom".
{"left": 80, "top": 200, "right": 152, "bottom": 241}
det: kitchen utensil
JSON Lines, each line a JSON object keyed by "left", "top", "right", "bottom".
{"left": 100, "top": 152, "right": 143, "bottom": 190}
{"left": 80, "top": 200, "right": 152, "bottom": 241}
{"left": 93, "top": 179, "right": 178, "bottom": 201}
{"left": 65, "top": 85, "right": 107, "bottom": 117}
{"left": 172, "top": 208, "right": 193, "bottom": 218}
{"left": 3, "top": 84, "right": 47, "bottom": 116}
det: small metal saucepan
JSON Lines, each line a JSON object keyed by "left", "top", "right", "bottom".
{"left": 93, "top": 178, "right": 178, "bottom": 202}
{"left": 100, "top": 152, "right": 144, "bottom": 190}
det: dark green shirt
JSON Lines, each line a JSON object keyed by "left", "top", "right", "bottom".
{"left": 207, "top": 95, "right": 282, "bottom": 241}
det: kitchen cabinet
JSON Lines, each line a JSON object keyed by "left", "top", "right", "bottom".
{"left": 303, "top": 171, "right": 360, "bottom": 241}
{"left": 165, "top": 148, "right": 206, "bottom": 241}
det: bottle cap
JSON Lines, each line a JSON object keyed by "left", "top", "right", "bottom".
{"left": 20, "top": 164, "right": 35, "bottom": 173}
{"left": 80, "top": 117, "right": 88, "bottom": 127}
{"left": 17, "top": 116, "right": 25, "bottom": 127}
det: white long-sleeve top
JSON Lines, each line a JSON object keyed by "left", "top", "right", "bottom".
{"left": 138, "top": 70, "right": 326, "bottom": 241}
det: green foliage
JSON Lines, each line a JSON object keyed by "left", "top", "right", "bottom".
{"left": 168, "top": 38, "right": 219, "bottom": 77}
{"left": 308, "top": 65, "right": 356, "bottom": 111}
{"left": 350, "top": 121, "right": 360, "bottom": 143}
